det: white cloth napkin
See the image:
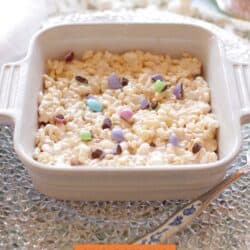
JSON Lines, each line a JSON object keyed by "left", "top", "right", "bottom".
{"left": 0, "top": 0, "right": 50, "bottom": 66}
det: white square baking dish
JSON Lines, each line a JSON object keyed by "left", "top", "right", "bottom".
{"left": 0, "top": 23, "right": 249, "bottom": 200}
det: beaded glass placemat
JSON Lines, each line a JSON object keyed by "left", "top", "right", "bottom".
{"left": 0, "top": 11, "right": 250, "bottom": 250}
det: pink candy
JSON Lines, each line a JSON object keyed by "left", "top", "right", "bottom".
{"left": 54, "top": 114, "right": 65, "bottom": 124}
{"left": 119, "top": 108, "right": 134, "bottom": 121}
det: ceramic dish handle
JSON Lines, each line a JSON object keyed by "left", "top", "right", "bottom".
{"left": 231, "top": 62, "right": 250, "bottom": 124}
{"left": 0, "top": 61, "right": 25, "bottom": 125}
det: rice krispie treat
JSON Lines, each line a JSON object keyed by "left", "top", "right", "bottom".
{"left": 33, "top": 50, "right": 219, "bottom": 166}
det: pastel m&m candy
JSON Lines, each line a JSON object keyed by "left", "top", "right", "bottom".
{"left": 169, "top": 133, "right": 179, "bottom": 146}
{"left": 54, "top": 114, "right": 65, "bottom": 124}
{"left": 119, "top": 108, "right": 134, "bottom": 121}
{"left": 108, "top": 73, "right": 122, "bottom": 89}
{"left": 140, "top": 97, "right": 150, "bottom": 109}
{"left": 111, "top": 127, "right": 125, "bottom": 143}
{"left": 173, "top": 82, "right": 184, "bottom": 99}
{"left": 151, "top": 73, "right": 164, "bottom": 81}
{"left": 155, "top": 80, "right": 166, "bottom": 92}
{"left": 86, "top": 98, "right": 102, "bottom": 112}
{"left": 80, "top": 130, "right": 92, "bottom": 141}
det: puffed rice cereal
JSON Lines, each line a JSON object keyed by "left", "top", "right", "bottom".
{"left": 33, "top": 50, "right": 219, "bottom": 166}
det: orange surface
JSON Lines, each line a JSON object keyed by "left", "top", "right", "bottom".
{"left": 75, "top": 244, "right": 176, "bottom": 250}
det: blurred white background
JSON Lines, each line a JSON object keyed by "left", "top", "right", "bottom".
{"left": 0, "top": 0, "right": 248, "bottom": 66}
{"left": 0, "top": 0, "right": 51, "bottom": 65}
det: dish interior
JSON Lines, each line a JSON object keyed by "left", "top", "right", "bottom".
{"left": 18, "top": 23, "right": 239, "bottom": 165}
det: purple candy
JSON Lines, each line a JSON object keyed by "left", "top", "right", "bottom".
{"left": 169, "top": 133, "right": 179, "bottom": 146}
{"left": 140, "top": 97, "right": 150, "bottom": 109}
{"left": 173, "top": 82, "right": 184, "bottom": 100}
{"left": 86, "top": 94, "right": 95, "bottom": 100}
{"left": 120, "top": 108, "right": 134, "bottom": 121}
{"left": 108, "top": 73, "right": 122, "bottom": 89}
{"left": 111, "top": 127, "right": 125, "bottom": 142}
{"left": 151, "top": 73, "right": 164, "bottom": 81}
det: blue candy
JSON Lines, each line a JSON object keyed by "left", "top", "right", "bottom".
{"left": 86, "top": 98, "right": 102, "bottom": 112}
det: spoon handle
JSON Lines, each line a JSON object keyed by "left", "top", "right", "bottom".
{"left": 132, "top": 166, "right": 249, "bottom": 244}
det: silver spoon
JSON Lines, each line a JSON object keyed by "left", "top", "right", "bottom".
{"left": 132, "top": 152, "right": 250, "bottom": 244}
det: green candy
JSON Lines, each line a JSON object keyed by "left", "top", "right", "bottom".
{"left": 80, "top": 130, "right": 92, "bottom": 141}
{"left": 155, "top": 80, "right": 166, "bottom": 92}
